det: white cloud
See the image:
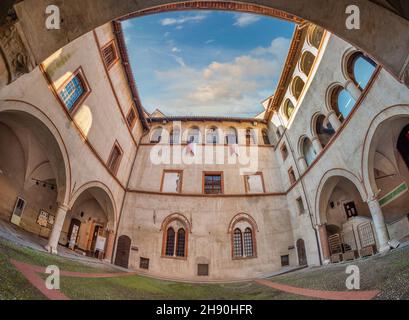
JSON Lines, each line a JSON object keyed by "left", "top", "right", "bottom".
{"left": 172, "top": 47, "right": 181, "bottom": 53}
{"left": 121, "top": 20, "right": 133, "bottom": 30}
{"left": 233, "top": 14, "right": 261, "bottom": 27}
{"left": 252, "top": 37, "right": 292, "bottom": 58}
{"left": 205, "top": 39, "right": 215, "bottom": 44}
{"left": 160, "top": 14, "right": 207, "bottom": 26}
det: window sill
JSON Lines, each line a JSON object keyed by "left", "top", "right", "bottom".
{"left": 232, "top": 256, "right": 257, "bottom": 261}
{"left": 161, "top": 255, "right": 188, "bottom": 261}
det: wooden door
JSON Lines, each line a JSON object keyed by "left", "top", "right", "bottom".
{"left": 115, "top": 235, "right": 131, "bottom": 269}
{"left": 297, "top": 239, "right": 308, "bottom": 266}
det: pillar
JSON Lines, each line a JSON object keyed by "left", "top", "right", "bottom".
{"left": 345, "top": 80, "right": 362, "bottom": 101}
{"left": 327, "top": 110, "right": 342, "bottom": 131}
{"left": 104, "top": 230, "right": 116, "bottom": 262}
{"left": 318, "top": 224, "right": 330, "bottom": 262}
{"left": 367, "top": 198, "right": 390, "bottom": 252}
{"left": 298, "top": 156, "right": 307, "bottom": 172}
{"left": 45, "top": 203, "right": 70, "bottom": 254}
{"left": 312, "top": 137, "right": 323, "bottom": 153}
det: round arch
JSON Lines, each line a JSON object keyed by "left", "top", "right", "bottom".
{"left": 0, "top": 99, "right": 71, "bottom": 204}
{"left": 314, "top": 169, "right": 367, "bottom": 225}
{"left": 361, "top": 104, "right": 409, "bottom": 198}
{"left": 68, "top": 181, "right": 118, "bottom": 229}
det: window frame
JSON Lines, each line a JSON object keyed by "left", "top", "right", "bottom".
{"left": 288, "top": 167, "right": 296, "bottom": 185}
{"left": 107, "top": 140, "right": 123, "bottom": 175}
{"left": 280, "top": 143, "right": 289, "bottom": 161}
{"left": 160, "top": 170, "right": 183, "bottom": 194}
{"left": 57, "top": 67, "right": 91, "bottom": 114}
{"left": 231, "top": 224, "right": 257, "bottom": 260}
{"left": 126, "top": 105, "right": 137, "bottom": 130}
{"left": 100, "top": 39, "right": 119, "bottom": 70}
{"left": 202, "top": 171, "right": 224, "bottom": 195}
{"left": 161, "top": 218, "right": 189, "bottom": 260}
{"left": 243, "top": 172, "right": 266, "bottom": 194}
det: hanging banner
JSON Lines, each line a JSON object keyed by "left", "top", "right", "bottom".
{"left": 379, "top": 182, "right": 408, "bottom": 207}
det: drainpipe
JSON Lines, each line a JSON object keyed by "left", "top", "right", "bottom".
{"left": 111, "top": 125, "right": 150, "bottom": 264}
{"left": 277, "top": 114, "right": 323, "bottom": 266}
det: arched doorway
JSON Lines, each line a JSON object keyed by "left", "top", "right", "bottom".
{"left": 296, "top": 239, "right": 308, "bottom": 266}
{"left": 0, "top": 109, "right": 68, "bottom": 239}
{"left": 366, "top": 115, "right": 409, "bottom": 242}
{"left": 62, "top": 184, "right": 116, "bottom": 259}
{"left": 115, "top": 235, "right": 131, "bottom": 268}
{"left": 317, "top": 173, "right": 377, "bottom": 262}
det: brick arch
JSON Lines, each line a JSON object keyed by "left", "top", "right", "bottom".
{"left": 14, "top": 0, "right": 409, "bottom": 88}
{"left": 228, "top": 212, "right": 259, "bottom": 234}
{"left": 160, "top": 213, "right": 192, "bottom": 233}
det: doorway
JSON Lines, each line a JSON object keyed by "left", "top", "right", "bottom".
{"left": 296, "top": 238, "right": 308, "bottom": 266}
{"left": 115, "top": 235, "right": 131, "bottom": 269}
{"left": 67, "top": 218, "right": 81, "bottom": 250}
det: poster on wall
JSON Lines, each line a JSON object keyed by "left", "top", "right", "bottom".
{"left": 95, "top": 236, "right": 106, "bottom": 253}
{"left": 37, "top": 210, "right": 49, "bottom": 227}
{"left": 48, "top": 215, "right": 55, "bottom": 225}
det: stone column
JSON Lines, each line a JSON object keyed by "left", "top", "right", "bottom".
{"left": 104, "top": 230, "right": 116, "bottom": 262}
{"left": 345, "top": 80, "right": 362, "bottom": 101}
{"left": 298, "top": 156, "right": 307, "bottom": 172}
{"left": 318, "top": 224, "right": 331, "bottom": 262}
{"left": 312, "top": 137, "right": 323, "bottom": 153}
{"left": 327, "top": 110, "right": 342, "bottom": 131}
{"left": 367, "top": 198, "right": 390, "bottom": 252}
{"left": 45, "top": 203, "right": 70, "bottom": 254}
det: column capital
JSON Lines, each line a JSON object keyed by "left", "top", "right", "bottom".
{"left": 57, "top": 203, "right": 70, "bottom": 212}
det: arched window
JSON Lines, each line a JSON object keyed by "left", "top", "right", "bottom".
{"left": 331, "top": 86, "right": 356, "bottom": 122}
{"left": 315, "top": 115, "right": 335, "bottom": 148}
{"left": 300, "top": 51, "right": 315, "bottom": 76}
{"left": 347, "top": 52, "right": 377, "bottom": 90}
{"left": 283, "top": 99, "right": 295, "bottom": 119}
{"left": 246, "top": 128, "right": 256, "bottom": 145}
{"left": 233, "top": 229, "right": 243, "bottom": 258}
{"left": 187, "top": 126, "right": 200, "bottom": 143}
{"left": 150, "top": 127, "right": 163, "bottom": 144}
{"left": 308, "top": 25, "right": 324, "bottom": 49}
{"left": 165, "top": 227, "right": 175, "bottom": 256}
{"left": 262, "top": 129, "right": 270, "bottom": 145}
{"left": 243, "top": 228, "right": 254, "bottom": 257}
{"left": 176, "top": 228, "right": 186, "bottom": 257}
{"left": 206, "top": 127, "right": 219, "bottom": 144}
{"left": 292, "top": 76, "right": 305, "bottom": 100}
{"left": 170, "top": 128, "right": 180, "bottom": 145}
{"left": 225, "top": 127, "right": 238, "bottom": 145}
{"left": 302, "top": 137, "right": 316, "bottom": 166}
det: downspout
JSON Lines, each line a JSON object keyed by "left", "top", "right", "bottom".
{"left": 277, "top": 114, "right": 323, "bottom": 266}
{"left": 111, "top": 125, "right": 150, "bottom": 264}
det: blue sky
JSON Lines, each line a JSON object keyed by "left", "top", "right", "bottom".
{"left": 122, "top": 11, "right": 295, "bottom": 117}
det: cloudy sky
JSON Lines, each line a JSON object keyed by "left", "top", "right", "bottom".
{"left": 123, "top": 11, "right": 295, "bottom": 117}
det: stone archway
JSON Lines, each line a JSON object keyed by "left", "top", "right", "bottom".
{"left": 362, "top": 106, "right": 409, "bottom": 242}
{"left": 5, "top": 0, "right": 409, "bottom": 89}
{"left": 0, "top": 101, "right": 70, "bottom": 240}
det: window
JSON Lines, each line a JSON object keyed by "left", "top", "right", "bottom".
{"left": 170, "top": 128, "right": 180, "bottom": 145}
{"left": 126, "top": 106, "right": 137, "bottom": 129}
{"left": 206, "top": 127, "right": 219, "bottom": 144}
{"left": 243, "top": 228, "right": 254, "bottom": 257}
{"left": 107, "top": 142, "right": 123, "bottom": 175}
{"left": 176, "top": 228, "right": 186, "bottom": 257}
{"left": 347, "top": 52, "right": 376, "bottom": 90}
{"left": 203, "top": 172, "right": 223, "bottom": 194}
{"left": 308, "top": 25, "right": 324, "bottom": 49}
{"left": 281, "top": 255, "right": 290, "bottom": 267}
{"left": 302, "top": 137, "right": 317, "bottom": 166}
{"left": 246, "top": 128, "right": 256, "bottom": 145}
{"left": 283, "top": 99, "right": 295, "bottom": 119}
{"left": 288, "top": 167, "right": 296, "bottom": 185}
{"left": 233, "top": 229, "right": 243, "bottom": 258}
{"left": 244, "top": 173, "right": 265, "bottom": 194}
{"left": 280, "top": 143, "right": 289, "bottom": 161}
{"left": 300, "top": 51, "right": 315, "bottom": 76}
{"left": 291, "top": 76, "right": 305, "bottom": 100}
{"left": 225, "top": 127, "right": 238, "bottom": 144}
{"left": 262, "top": 129, "right": 270, "bottom": 145}
{"left": 331, "top": 86, "right": 356, "bottom": 122}
{"left": 315, "top": 115, "right": 335, "bottom": 148}
{"left": 139, "top": 257, "right": 150, "bottom": 270}
{"left": 58, "top": 68, "right": 90, "bottom": 112}
{"left": 150, "top": 127, "right": 163, "bottom": 144}
{"left": 161, "top": 170, "right": 182, "bottom": 193}
{"left": 101, "top": 40, "right": 118, "bottom": 69}
{"left": 165, "top": 227, "right": 175, "bottom": 256}
{"left": 296, "top": 197, "right": 305, "bottom": 215}
{"left": 187, "top": 127, "right": 200, "bottom": 143}
{"left": 197, "top": 264, "right": 209, "bottom": 276}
